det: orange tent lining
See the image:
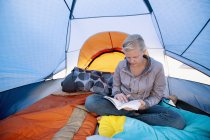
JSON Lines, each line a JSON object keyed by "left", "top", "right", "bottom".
{"left": 78, "top": 32, "right": 128, "bottom": 70}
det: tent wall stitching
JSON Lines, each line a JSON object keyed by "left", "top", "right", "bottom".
{"left": 108, "top": 32, "right": 114, "bottom": 49}
{"left": 181, "top": 18, "right": 210, "bottom": 55}
{"left": 71, "top": 13, "right": 150, "bottom": 20}
{"left": 166, "top": 50, "right": 210, "bottom": 77}
{"left": 63, "top": 0, "right": 71, "bottom": 12}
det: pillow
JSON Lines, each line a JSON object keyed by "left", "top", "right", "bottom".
{"left": 61, "top": 72, "right": 77, "bottom": 92}
{"left": 89, "top": 71, "right": 113, "bottom": 96}
{"left": 61, "top": 67, "right": 113, "bottom": 96}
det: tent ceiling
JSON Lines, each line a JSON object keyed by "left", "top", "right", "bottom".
{"left": 72, "top": 0, "right": 149, "bottom": 18}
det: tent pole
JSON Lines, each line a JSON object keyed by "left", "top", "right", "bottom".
{"left": 64, "top": 0, "right": 77, "bottom": 75}
{"left": 70, "top": 0, "right": 76, "bottom": 19}
{"left": 143, "top": 0, "right": 153, "bottom": 13}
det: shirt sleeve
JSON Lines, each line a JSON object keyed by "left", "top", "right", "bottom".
{"left": 144, "top": 64, "right": 166, "bottom": 108}
{"left": 112, "top": 63, "right": 122, "bottom": 96}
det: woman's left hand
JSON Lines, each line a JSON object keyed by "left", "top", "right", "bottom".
{"left": 123, "top": 100, "right": 147, "bottom": 111}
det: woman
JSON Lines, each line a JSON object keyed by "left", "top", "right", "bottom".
{"left": 85, "top": 34, "right": 185, "bottom": 129}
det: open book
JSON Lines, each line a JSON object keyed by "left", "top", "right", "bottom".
{"left": 104, "top": 96, "right": 141, "bottom": 110}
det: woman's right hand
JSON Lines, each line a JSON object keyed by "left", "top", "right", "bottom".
{"left": 114, "top": 93, "right": 129, "bottom": 103}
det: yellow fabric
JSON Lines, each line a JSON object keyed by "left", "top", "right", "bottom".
{"left": 98, "top": 116, "right": 126, "bottom": 138}
{"left": 87, "top": 52, "right": 125, "bottom": 72}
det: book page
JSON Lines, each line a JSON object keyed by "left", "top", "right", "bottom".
{"left": 119, "top": 100, "right": 140, "bottom": 110}
{"left": 104, "top": 96, "right": 123, "bottom": 108}
{"left": 104, "top": 96, "right": 141, "bottom": 110}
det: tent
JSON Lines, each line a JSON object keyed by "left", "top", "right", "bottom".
{"left": 0, "top": 0, "right": 210, "bottom": 122}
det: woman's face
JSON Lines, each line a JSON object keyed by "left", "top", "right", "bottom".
{"left": 124, "top": 47, "right": 145, "bottom": 66}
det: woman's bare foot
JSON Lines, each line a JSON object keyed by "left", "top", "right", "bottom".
{"left": 97, "top": 116, "right": 102, "bottom": 121}
{"left": 168, "top": 95, "right": 178, "bottom": 104}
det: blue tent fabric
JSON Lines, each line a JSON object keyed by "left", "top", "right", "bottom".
{"left": 0, "top": 0, "right": 69, "bottom": 92}
{"left": 150, "top": 0, "right": 210, "bottom": 76}
{"left": 168, "top": 77, "right": 210, "bottom": 114}
{"left": 166, "top": 51, "right": 210, "bottom": 76}
{"left": 182, "top": 22, "right": 210, "bottom": 72}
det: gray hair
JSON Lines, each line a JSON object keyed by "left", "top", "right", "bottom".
{"left": 123, "top": 34, "right": 146, "bottom": 52}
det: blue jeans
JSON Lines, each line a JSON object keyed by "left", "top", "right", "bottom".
{"left": 85, "top": 94, "right": 186, "bottom": 129}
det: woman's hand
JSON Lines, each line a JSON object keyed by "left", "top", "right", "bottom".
{"left": 114, "top": 93, "right": 129, "bottom": 103}
{"left": 124, "top": 100, "right": 146, "bottom": 111}
{"left": 138, "top": 100, "right": 146, "bottom": 110}
{"left": 114, "top": 94, "right": 147, "bottom": 111}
